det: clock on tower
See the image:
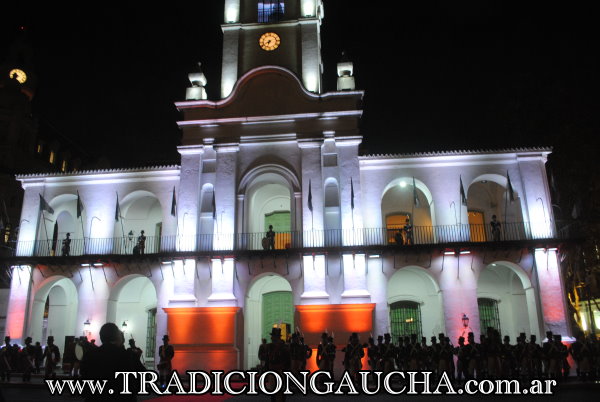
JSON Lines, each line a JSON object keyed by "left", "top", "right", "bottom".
{"left": 220, "top": 0, "right": 324, "bottom": 97}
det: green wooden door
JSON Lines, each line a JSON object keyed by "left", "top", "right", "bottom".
{"left": 262, "top": 291, "right": 294, "bottom": 339}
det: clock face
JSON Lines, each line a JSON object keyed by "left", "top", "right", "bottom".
{"left": 259, "top": 32, "right": 281, "bottom": 51}
{"left": 9, "top": 68, "right": 27, "bottom": 84}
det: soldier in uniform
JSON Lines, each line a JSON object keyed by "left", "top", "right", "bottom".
{"left": 429, "top": 336, "right": 439, "bottom": 376}
{"left": 344, "top": 333, "right": 364, "bottom": 382}
{"left": 325, "top": 336, "right": 336, "bottom": 379}
{"left": 466, "top": 332, "right": 480, "bottom": 380}
{"left": 157, "top": 335, "right": 174, "bottom": 388}
{"left": 367, "top": 337, "right": 378, "bottom": 371}
{"left": 43, "top": 336, "right": 61, "bottom": 378}
{"left": 542, "top": 331, "right": 553, "bottom": 378}
{"left": 455, "top": 336, "right": 468, "bottom": 383}
{"left": 289, "top": 333, "right": 304, "bottom": 373}
{"left": 570, "top": 332, "right": 591, "bottom": 380}
{"left": 21, "top": 337, "right": 36, "bottom": 382}
{"left": 528, "top": 334, "right": 542, "bottom": 378}
{"left": 258, "top": 338, "right": 268, "bottom": 373}
{"left": 126, "top": 338, "right": 143, "bottom": 365}
{"left": 408, "top": 334, "right": 421, "bottom": 370}
{"left": 316, "top": 333, "right": 330, "bottom": 372}
{"left": 0, "top": 336, "right": 11, "bottom": 381}
{"left": 438, "top": 336, "right": 454, "bottom": 378}
{"left": 299, "top": 336, "right": 311, "bottom": 371}
{"left": 500, "top": 335, "right": 515, "bottom": 378}
{"left": 264, "top": 327, "right": 290, "bottom": 402}
{"left": 137, "top": 230, "right": 146, "bottom": 255}
{"left": 62, "top": 233, "right": 71, "bottom": 256}
{"left": 380, "top": 333, "right": 395, "bottom": 374}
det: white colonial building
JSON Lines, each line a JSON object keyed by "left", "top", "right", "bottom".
{"left": 3, "top": 0, "right": 570, "bottom": 373}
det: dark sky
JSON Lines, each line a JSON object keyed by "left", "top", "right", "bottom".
{"left": 2, "top": 1, "right": 598, "bottom": 167}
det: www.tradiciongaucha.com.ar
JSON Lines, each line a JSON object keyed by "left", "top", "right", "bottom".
{"left": 45, "top": 370, "right": 558, "bottom": 396}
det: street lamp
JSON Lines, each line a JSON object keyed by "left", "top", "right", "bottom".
{"left": 462, "top": 313, "right": 469, "bottom": 328}
{"left": 83, "top": 318, "right": 91, "bottom": 337}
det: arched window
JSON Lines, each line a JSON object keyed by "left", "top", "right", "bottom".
{"left": 258, "top": 1, "right": 285, "bottom": 22}
{"left": 390, "top": 301, "right": 422, "bottom": 339}
{"left": 324, "top": 179, "right": 341, "bottom": 246}
{"left": 478, "top": 298, "right": 501, "bottom": 334}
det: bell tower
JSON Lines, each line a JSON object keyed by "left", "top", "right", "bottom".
{"left": 221, "top": 0, "right": 324, "bottom": 98}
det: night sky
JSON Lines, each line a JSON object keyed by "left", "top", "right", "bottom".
{"left": 2, "top": 1, "right": 598, "bottom": 168}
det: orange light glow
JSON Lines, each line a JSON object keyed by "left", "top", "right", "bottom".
{"left": 296, "top": 303, "right": 375, "bottom": 348}
{"left": 163, "top": 307, "right": 241, "bottom": 372}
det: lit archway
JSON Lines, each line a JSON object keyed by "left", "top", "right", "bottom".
{"left": 244, "top": 274, "right": 293, "bottom": 369}
{"left": 114, "top": 191, "right": 163, "bottom": 254}
{"left": 381, "top": 178, "right": 436, "bottom": 244}
{"left": 107, "top": 275, "right": 158, "bottom": 362}
{"left": 467, "top": 174, "right": 526, "bottom": 241}
{"left": 30, "top": 276, "right": 78, "bottom": 354}
{"left": 477, "top": 261, "right": 540, "bottom": 338}
{"left": 198, "top": 184, "right": 216, "bottom": 251}
{"left": 239, "top": 165, "right": 300, "bottom": 250}
{"left": 36, "top": 194, "right": 85, "bottom": 256}
{"left": 387, "top": 267, "right": 443, "bottom": 339}
{"left": 323, "top": 178, "right": 341, "bottom": 246}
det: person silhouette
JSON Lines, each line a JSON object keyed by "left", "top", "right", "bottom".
{"left": 62, "top": 233, "right": 71, "bottom": 256}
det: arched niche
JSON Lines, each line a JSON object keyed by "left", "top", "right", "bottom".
{"left": 467, "top": 174, "right": 526, "bottom": 241}
{"left": 30, "top": 276, "right": 78, "bottom": 354}
{"left": 198, "top": 184, "right": 216, "bottom": 251}
{"left": 476, "top": 261, "right": 540, "bottom": 339}
{"left": 244, "top": 273, "right": 293, "bottom": 369}
{"left": 323, "top": 178, "right": 341, "bottom": 246}
{"left": 387, "top": 267, "right": 444, "bottom": 339}
{"left": 381, "top": 178, "right": 436, "bottom": 244}
{"left": 114, "top": 190, "right": 163, "bottom": 254}
{"left": 107, "top": 275, "right": 158, "bottom": 362}
{"left": 239, "top": 165, "right": 300, "bottom": 250}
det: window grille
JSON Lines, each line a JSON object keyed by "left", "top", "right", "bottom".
{"left": 258, "top": 1, "right": 285, "bottom": 23}
{"left": 390, "top": 301, "right": 422, "bottom": 339}
{"left": 146, "top": 308, "right": 157, "bottom": 359}
{"left": 478, "top": 298, "right": 501, "bottom": 334}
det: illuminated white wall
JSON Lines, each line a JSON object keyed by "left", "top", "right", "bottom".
{"left": 208, "top": 258, "right": 237, "bottom": 304}
{"left": 224, "top": 0, "right": 240, "bottom": 23}
{"left": 341, "top": 254, "right": 370, "bottom": 300}
{"left": 300, "top": 20, "right": 321, "bottom": 93}
{"left": 301, "top": 255, "right": 328, "bottom": 300}
{"left": 535, "top": 249, "right": 569, "bottom": 336}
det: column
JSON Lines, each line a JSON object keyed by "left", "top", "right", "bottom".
{"left": 207, "top": 258, "right": 237, "bottom": 305}
{"left": 4, "top": 265, "right": 32, "bottom": 342}
{"left": 299, "top": 140, "right": 323, "bottom": 246}
{"left": 214, "top": 145, "right": 239, "bottom": 250}
{"left": 178, "top": 145, "right": 204, "bottom": 251}
{"left": 169, "top": 259, "right": 197, "bottom": 306}
{"left": 301, "top": 255, "right": 328, "bottom": 302}
{"left": 535, "top": 249, "right": 569, "bottom": 336}
{"left": 341, "top": 254, "right": 370, "bottom": 302}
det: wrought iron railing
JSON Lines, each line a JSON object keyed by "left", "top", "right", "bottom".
{"left": 7, "top": 222, "right": 562, "bottom": 258}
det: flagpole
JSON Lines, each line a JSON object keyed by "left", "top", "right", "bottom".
{"left": 504, "top": 171, "right": 509, "bottom": 239}
{"left": 116, "top": 192, "right": 126, "bottom": 253}
{"left": 41, "top": 210, "right": 51, "bottom": 256}
{"left": 78, "top": 192, "right": 86, "bottom": 254}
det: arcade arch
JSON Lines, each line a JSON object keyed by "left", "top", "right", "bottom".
{"left": 381, "top": 178, "right": 436, "bottom": 245}
{"left": 387, "top": 267, "right": 443, "bottom": 339}
{"left": 30, "top": 276, "right": 78, "bottom": 354}
{"left": 106, "top": 275, "right": 158, "bottom": 361}
{"left": 244, "top": 274, "right": 293, "bottom": 369}
{"left": 239, "top": 165, "right": 300, "bottom": 250}
{"left": 36, "top": 194, "right": 85, "bottom": 256}
{"left": 114, "top": 191, "right": 163, "bottom": 254}
{"left": 476, "top": 261, "right": 540, "bottom": 339}
{"left": 467, "top": 174, "right": 525, "bottom": 241}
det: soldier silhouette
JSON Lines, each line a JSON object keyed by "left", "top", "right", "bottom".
{"left": 62, "top": 233, "right": 71, "bottom": 256}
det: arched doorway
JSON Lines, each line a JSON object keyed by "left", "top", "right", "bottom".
{"left": 387, "top": 267, "right": 443, "bottom": 339}
{"left": 245, "top": 274, "right": 293, "bottom": 369}
{"left": 114, "top": 191, "right": 163, "bottom": 254}
{"left": 107, "top": 275, "right": 158, "bottom": 363}
{"left": 240, "top": 166, "right": 299, "bottom": 250}
{"left": 477, "top": 262, "right": 540, "bottom": 338}
{"left": 381, "top": 178, "right": 436, "bottom": 245}
{"left": 30, "top": 276, "right": 78, "bottom": 354}
{"left": 467, "top": 175, "right": 526, "bottom": 241}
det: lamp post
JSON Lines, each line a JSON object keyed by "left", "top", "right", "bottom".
{"left": 462, "top": 313, "right": 470, "bottom": 337}
{"left": 83, "top": 318, "right": 91, "bottom": 338}
{"left": 121, "top": 320, "right": 128, "bottom": 337}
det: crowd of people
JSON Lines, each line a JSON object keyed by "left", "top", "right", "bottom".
{"left": 0, "top": 335, "right": 63, "bottom": 381}
{"left": 257, "top": 327, "right": 600, "bottom": 383}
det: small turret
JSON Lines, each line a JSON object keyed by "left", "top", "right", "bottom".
{"left": 186, "top": 62, "right": 208, "bottom": 100}
{"left": 336, "top": 52, "right": 355, "bottom": 91}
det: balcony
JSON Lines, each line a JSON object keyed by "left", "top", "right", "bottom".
{"left": 2, "top": 222, "right": 569, "bottom": 259}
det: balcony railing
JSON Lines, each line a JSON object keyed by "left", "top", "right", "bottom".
{"left": 6, "top": 222, "right": 561, "bottom": 258}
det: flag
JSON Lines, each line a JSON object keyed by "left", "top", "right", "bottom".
{"left": 76, "top": 191, "right": 84, "bottom": 218}
{"left": 114, "top": 193, "right": 121, "bottom": 222}
{"left": 212, "top": 190, "right": 216, "bottom": 220}
{"left": 459, "top": 176, "right": 467, "bottom": 206}
{"left": 39, "top": 194, "right": 54, "bottom": 214}
{"left": 350, "top": 178, "right": 355, "bottom": 210}
{"left": 413, "top": 177, "right": 421, "bottom": 208}
{"left": 307, "top": 180, "right": 313, "bottom": 212}
{"left": 170, "top": 187, "right": 177, "bottom": 217}
{"left": 506, "top": 171, "right": 515, "bottom": 203}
